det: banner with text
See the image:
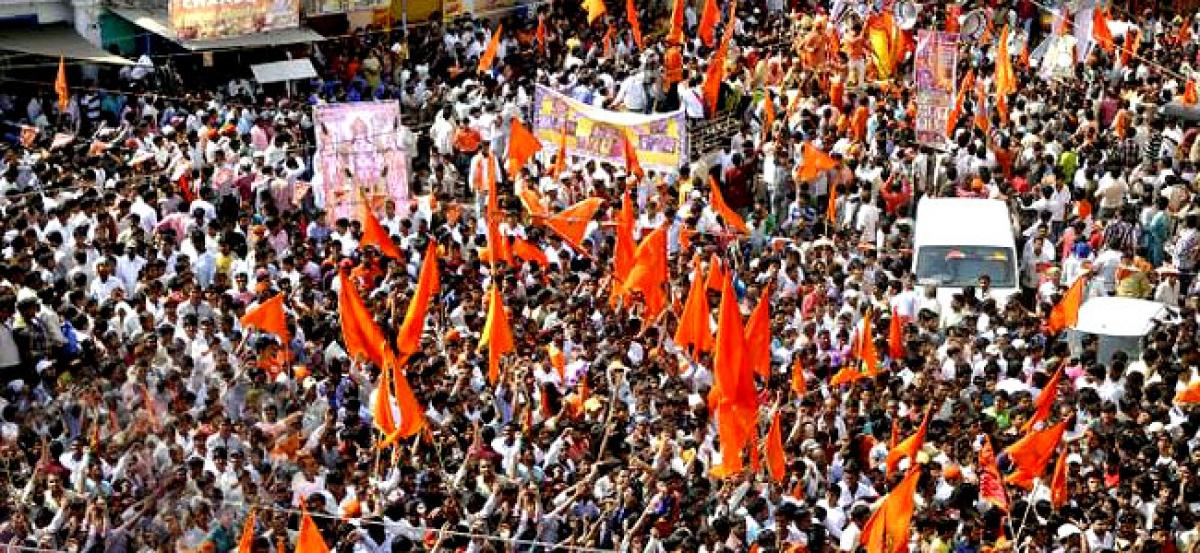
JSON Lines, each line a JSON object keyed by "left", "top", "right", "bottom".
{"left": 314, "top": 102, "right": 410, "bottom": 225}
{"left": 169, "top": 0, "right": 300, "bottom": 40}
{"left": 532, "top": 84, "right": 688, "bottom": 173}
{"left": 913, "top": 30, "right": 959, "bottom": 149}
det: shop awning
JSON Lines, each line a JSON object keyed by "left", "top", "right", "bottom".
{"left": 108, "top": 7, "right": 324, "bottom": 51}
{"left": 0, "top": 26, "right": 133, "bottom": 65}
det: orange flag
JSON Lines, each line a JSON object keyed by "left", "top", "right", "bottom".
{"left": 702, "top": 1, "right": 737, "bottom": 116}
{"left": 296, "top": 505, "right": 330, "bottom": 553}
{"left": 945, "top": 69, "right": 975, "bottom": 137}
{"left": 512, "top": 237, "right": 549, "bottom": 267}
{"left": 338, "top": 273, "right": 388, "bottom": 368}
{"left": 710, "top": 177, "right": 749, "bottom": 234}
{"left": 861, "top": 467, "right": 921, "bottom": 553}
{"left": 626, "top": 0, "right": 643, "bottom": 49}
{"left": 996, "top": 92, "right": 1010, "bottom": 126}
{"left": 885, "top": 409, "right": 929, "bottom": 476}
{"left": 710, "top": 274, "right": 757, "bottom": 477}
{"left": 761, "top": 89, "right": 776, "bottom": 143}
{"left": 790, "top": 357, "right": 806, "bottom": 397}
{"left": 973, "top": 85, "right": 990, "bottom": 134}
{"left": 706, "top": 253, "right": 727, "bottom": 291}
{"left": 1050, "top": 448, "right": 1070, "bottom": 509}
{"left": 1185, "top": 79, "right": 1199, "bottom": 106}
{"left": 994, "top": 26, "right": 1016, "bottom": 96}
{"left": 858, "top": 310, "right": 879, "bottom": 376}
{"left": 536, "top": 15, "right": 547, "bottom": 54}
{"left": 621, "top": 130, "right": 644, "bottom": 178}
{"left": 744, "top": 282, "right": 772, "bottom": 379}
{"left": 1174, "top": 380, "right": 1200, "bottom": 404}
{"left": 545, "top": 197, "right": 603, "bottom": 253}
{"left": 395, "top": 242, "right": 439, "bottom": 356}
{"left": 849, "top": 105, "right": 868, "bottom": 142}
{"left": 611, "top": 189, "right": 637, "bottom": 300}
{"left": 519, "top": 188, "right": 547, "bottom": 219}
{"left": 765, "top": 410, "right": 786, "bottom": 482}
{"left": 485, "top": 212, "right": 512, "bottom": 265}
{"left": 602, "top": 24, "right": 616, "bottom": 57}
{"left": 551, "top": 124, "right": 570, "bottom": 178}
{"left": 478, "top": 24, "right": 504, "bottom": 73}
{"left": 479, "top": 285, "right": 515, "bottom": 384}
{"left": 1021, "top": 365, "right": 1064, "bottom": 432}
{"left": 357, "top": 193, "right": 403, "bottom": 260}
{"left": 55, "top": 57, "right": 69, "bottom": 112}
{"left": 1004, "top": 420, "right": 1068, "bottom": 490}
{"left": 506, "top": 119, "right": 542, "bottom": 179}
{"left": 978, "top": 435, "right": 1009, "bottom": 511}
{"left": 389, "top": 354, "right": 427, "bottom": 439}
{"left": 624, "top": 226, "right": 669, "bottom": 319}
{"left": 373, "top": 363, "right": 398, "bottom": 436}
{"left": 889, "top": 418, "right": 900, "bottom": 449}
{"left": 1046, "top": 275, "right": 1087, "bottom": 334}
{"left": 698, "top": 0, "right": 720, "bottom": 47}
{"left": 887, "top": 309, "right": 904, "bottom": 361}
{"left": 237, "top": 510, "right": 256, "bottom": 553}
{"left": 1121, "top": 29, "right": 1139, "bottom": 67}
{"left": 1092, "top": 8, "right": 1115, "bottom": 52}
{"left": 826, "top": 182, "right": 839, "bottom": 225}
{"left": 798, "top": 142, "right": 837, "bottom": 182}
{"left": 546, "top": 344, "right": 566, "bottom": 380}
{"left": 1181, "top": 20, "right": 1193, "bottom": 46}
{"left": 240, "top": 293, "right": 290, "bottom": 346}
{"left": 667, "top": 0, "right": 685, "bottom": 44}
{"left": 583, "top": 0, "right": 606, "bottom": 23}
{"left": 675, "top": 258, "right": 715, "bottom": 354}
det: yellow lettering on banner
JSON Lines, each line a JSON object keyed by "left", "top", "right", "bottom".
{"left": 575, "top": 118, "right": 593, "bottom": 138}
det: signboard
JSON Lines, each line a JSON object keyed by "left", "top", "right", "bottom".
{"left": 251, "top": 59, "right": 317, "bottom": 83}
{"left": 314, "top": 102, "right": 410, "bottom": 225}
{"left": 169, "top": 0, "right": 300, "bottom": 40}
{"left": 913, "top": 30, "right": 958, "bottom": 149}
{"left": 532, "top": 84, "right": 688, "bottom": 173}
{"left": 443, "top": 0, "right": 518, "bottom": 22}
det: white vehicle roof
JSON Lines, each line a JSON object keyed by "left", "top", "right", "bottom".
{"left": 1073, "top": 297, "right": 1168, "bottom": 337}
{"left": 914, "top": 198, "right": 1014, "bottom": 248}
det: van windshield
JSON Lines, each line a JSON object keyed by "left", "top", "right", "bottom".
{"left": 915, "top": 246, "right": 1017, "bottom": 288}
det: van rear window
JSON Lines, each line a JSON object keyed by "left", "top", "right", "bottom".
{"left": 915, "top": 246, "right": 1017, "bottom": 288}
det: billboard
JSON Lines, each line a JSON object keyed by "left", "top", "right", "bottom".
{"left": 532, "top": 84, "right": 688, "bottom": 173}
{"left": 169, "top": 0, "right": 300, "bottom": 40}
{"left": 314, "top": 102, "right": 410, "bottom": 225}
{"left": 913, "top": 30, "right": 959, "bottom": 149}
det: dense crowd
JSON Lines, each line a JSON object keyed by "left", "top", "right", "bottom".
{"left": 1, "top": 0, "right": 1200, "bottom": 551}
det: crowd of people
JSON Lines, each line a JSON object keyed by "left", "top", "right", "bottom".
{"left": 0, "top": 0, "right": 1200, "bottom": 551}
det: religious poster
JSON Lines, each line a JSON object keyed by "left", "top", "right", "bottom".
{"left": 314, "top": 102, "right": 410, "bottom": 225}
{"left": 532, "top": 84, "right": 688, "bottom": 173}
{"left": 913, "top": 30, "right": 959, "bottom": 149}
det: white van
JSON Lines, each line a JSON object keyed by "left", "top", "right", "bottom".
{"left": 912, "top": 198, "right": 1019, "bottom": 309}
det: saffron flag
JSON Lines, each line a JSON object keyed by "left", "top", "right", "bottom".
{"left": 390, "top": 355, "right": 427, "bottom": 438}
{"left": 626, "top": 0, "right": 643, "bottom": 49}
{"left": 358, "top": 192, "right": 404, "bottom": 259}
{"left": 945, "top": 69, "right": 975, "bottom": 138}
{"left": 866, "top": 13, "right": 897, "bottom": 79}
{"left": 790, "top": 357, "right": 807, "bottom": 397}
{"left": 861, "top": 467, "right": 921, "bottom": 553}
{"left": 55, "top": 57, "right": 69, "bottom": 112}
{"left": 826, "top": 182, "right": 839, "bottom": 225}
{"left": 857, "top": 309, "right": 879, "bottom": 376}
{"left": 536, "top": 15, "right": 547, "bottom": 54}
{"left": 551, "top": 124, "right": 570, "bottom": 178}
{"left": 373, "top": 363, "right": 398, "bottom": 436}
{"left": 885, "top": 409, "right": 929, "bottom": 477}
{"left": 675, "top": 258, "right": 715, "bottom": 354}
{"left": 479, "top": 285, "right": 515, "bottom": 384}
{"left": 667, "top": 0, "right": 685, "bottom": 44}
{"left": 506, "top": 119, "right": 542, "bottom": 179}
{"left": 396, "top": 242, "right": 439, "bottom": 355}
{"left": 519, "top": 188, "right": 547, "bottom": 219}
{"left": 706, "top": 253, "right": 727, "bottom": 292}
{"left": 622, "top": 130, "right": 645, "bottom": 178}
{"left": 240, "top": 293, "right": 290, "bottom": 346}
{"left": 887, "top": 309, "right": 904, "bottom": 361}
{"left": 545, "top": 197, "right": 603, "bottom": 253}
{"left": 611, "top": 189, "right": 637, "bottom": 301}
{"left": 744, "top": 282, "right": 772, "bottom": 379}
{"left": 710, "top": 177, "right": 749, "bottom": 233}
{"left": 1020, "top": 365, "right": 1064, "bottom": 432}
{"left": 1046, "top": 275, "right": 1087, "bottom": 334}
{"left": 1175, "top": 380, "right": 1200, "bottom": 404}
{"left": 994, "top": 25, "right": 1016, "bottom": 96}
{"left": 1185, "top": 79, "right": 1199, "bottom": 106}
{"left": 978, "top": 435, "right": 1009, "bottom": 511}
{"left": 1050, "top": 447, "right": 1070, "bottom": 509}
{"left": 698, "top": 0, "right": 720, "bottom": 48}
{"left": 1004, "top": 420, "right": 1068, "bottom": 490}
{"left": 296, "top": 505, "right": 331, "bottom": 553}
{"left": 1121, "top": 29, "right": 1139, "bottom": 67}
{"left": 1092, "top": 8, "right": 1115, "bottom": 52}
{"left": 623, "top": 226, "right": 669, "bottom": 319}
{"left": 338, "top": 273, "right": 388, "bottom": 368}
{"left": 798, "top": 142, "right": 837, "bottom": 182}
{"left": 512, "top": 237, "right": 549, "bottom": 267}
{"left": 583, "top": 0, "right": 606, "bottom": 23}
{"left": 765, "top": 410, "right": 786, "bottom": 482}
{"left": 710, "top": 274, "right": 757, "bottom": 477}
{"left": 478, "top": 24, "right": 504, "bottom": 73}
{"left": 237, "top": 510, "right": 256, "bottom": 553}
{"left": 761, "top": 89, "right": 776, "bottom": 143}
{"left": 485, "top": 213, "right": 512, "bottom": 265}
